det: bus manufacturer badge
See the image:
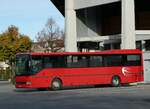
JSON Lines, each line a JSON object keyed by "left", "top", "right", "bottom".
{"left": 122, "top": 67, "right": 128, "bottom": 76}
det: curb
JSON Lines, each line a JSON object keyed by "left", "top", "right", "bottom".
{"left": 0, "top": 81, "right": 10, "bottom": 84}
{"left": 137, "top": 82, "right": 150, "bottom": 85}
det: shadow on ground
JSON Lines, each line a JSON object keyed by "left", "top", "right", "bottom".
{"left": 13, "top": 84, "right": 135, "bottom": 93}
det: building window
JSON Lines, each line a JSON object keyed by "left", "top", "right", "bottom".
{"left": 113, "top": 43, "right": 121, "bottom": 49}
{"left": 145, "top": 40, "right": 150, "bottom": 51}
{"left": 136, "top": 41, "right": 142, "bottom": 50}
{"left": 104, "top": 44, "right": 111, "bottom": 50}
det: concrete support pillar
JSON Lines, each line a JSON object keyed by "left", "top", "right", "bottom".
{"left": 65, "top": 0, "right": 77, "bottom": 52}
{"left": 142, "top": 40, "right": 146, "bottom": 52}
{"left": 121, "top": 0, "right": 136, "bottom": 49}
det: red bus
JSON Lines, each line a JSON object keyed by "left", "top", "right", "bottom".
{"left": 15, "top": 49, "right": 143, "bottom": 90}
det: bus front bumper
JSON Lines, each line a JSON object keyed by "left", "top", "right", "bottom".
{"left": 15, "top": 81, "right": 33, "bottom": 88}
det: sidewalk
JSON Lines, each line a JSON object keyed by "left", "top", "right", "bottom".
{"left": 137, "top": 82, "right": 150, "bottom": 85}
{"left": 0, "top": 80, "right": 10, "bottom": 84}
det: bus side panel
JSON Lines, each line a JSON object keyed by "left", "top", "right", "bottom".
{"left": 43, "top": 68, "right": 112, "bottom": 87}
{"left": 30, "top": 77, "right": 51, "bottom": 88}
{"left": 120, "top": 66, "right": 144, "bottom": 83}
{"left": 48, "top": 66, "right": 144, "bottom": 86}
{"left": 47, "top": 67, "right": 119, "bottom": 87}
{"left": 27, "top": 66, "right": 143, "bottom": 88}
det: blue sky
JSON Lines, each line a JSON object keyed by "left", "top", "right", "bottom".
{"left": 0, "top": 0, "right": 64, "bottom": 41}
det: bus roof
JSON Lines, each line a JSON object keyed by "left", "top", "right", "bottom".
{"left": 17, "top": 49, "right": 142, "bottom": 56}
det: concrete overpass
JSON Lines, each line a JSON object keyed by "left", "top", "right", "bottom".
{"left": 51, "top": 0, "right": 144, "bottom": 52}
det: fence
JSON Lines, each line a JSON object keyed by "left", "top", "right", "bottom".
{"left": 0, "top": 68, "right": 13, "bottom": 81}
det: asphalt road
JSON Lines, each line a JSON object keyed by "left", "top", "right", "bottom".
{"left": 0, "top": 81, "right": 150, "bottom": 109}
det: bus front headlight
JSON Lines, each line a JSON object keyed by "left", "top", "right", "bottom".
{"left": 26, "top": 82, "right": 32, "bottom": 85}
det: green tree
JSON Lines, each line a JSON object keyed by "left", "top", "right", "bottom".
{"left": 0, "top": 25, "right": 32, "bottom": 62}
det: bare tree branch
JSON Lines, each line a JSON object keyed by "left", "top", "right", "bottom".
{"left": 36, "top": 17, "right": 64, "bottom": 52}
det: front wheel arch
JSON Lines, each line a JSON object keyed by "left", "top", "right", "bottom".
{"left": 50, "top": 77, "right": 63, "bottom": 91}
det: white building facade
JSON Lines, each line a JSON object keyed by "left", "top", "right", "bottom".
{"left": 51, "top": 0, "right": 150, "bottom": 82}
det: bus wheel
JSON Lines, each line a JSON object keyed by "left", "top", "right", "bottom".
{"left": 111, "top": 76, "right": 120, "bottom": 87}
{"left": 51, "top": 78, "right": 62, "bottom": 91}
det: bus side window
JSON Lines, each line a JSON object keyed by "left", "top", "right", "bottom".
{"left": 56, "top": 56, "right": 67, "bottom": 68}
{"left": 31, "top": 56, "right": 43, "bottom": 73}
{"left": 67, "top": 55, "right": 88, "bottom": 68}
{"left": 67, "top": 55, "right": 72, "bottom": 68}
{"left": 43, "top": 56, "right": 53, "bottom": 68}
{"left": 124, "top": 55, "right": 141, "bottom": 66}
{"left": 89, "top": 56, "right": 103, "bottom": 67}
{"left": 104, "top": 55, "right": 123, "bottom": 67}
{"left": 77, "top": 56, "right": 88, "bottom": 67}
{"left": 67, "top": 56, "right": 80, "bottom": 68}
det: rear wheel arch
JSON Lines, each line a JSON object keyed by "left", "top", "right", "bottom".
{"left": 111, "top": 75, "right": 121, "bottom": 87}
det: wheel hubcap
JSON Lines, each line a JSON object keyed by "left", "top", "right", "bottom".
{"left": 52, "top": 81, "right": 59, "bottom": 88}
{"left": 112, "top": 77, "right": 119, "bottom": 86}
{"left": 113, "top": 79, "right": 119, "bottom": 85}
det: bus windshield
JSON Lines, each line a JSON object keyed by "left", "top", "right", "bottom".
{"left": 16, "top": 54, "right": 43, "bottom": 76}
{"left": 16, "top": 54, "right": 30, "bottom": 76}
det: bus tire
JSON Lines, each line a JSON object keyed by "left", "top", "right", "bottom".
{"left": 111, "top": 76, "right": 120, "bottom": 87}
{"left": 51, "top": 78, "right": 62, "bottom": 91}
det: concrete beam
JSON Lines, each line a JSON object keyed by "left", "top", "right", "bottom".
{"left": 136, "top": 30, "right": 150, "bottom": 41}
{"left": 77, "top": 36, "right": 109, "bottom": 42}
{"left": 74, "top": 0, "right": 120, "bottom": 9}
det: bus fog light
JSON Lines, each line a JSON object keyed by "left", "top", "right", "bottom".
{"left": 26, "top": 82, "right": 32, "bottom": 85}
